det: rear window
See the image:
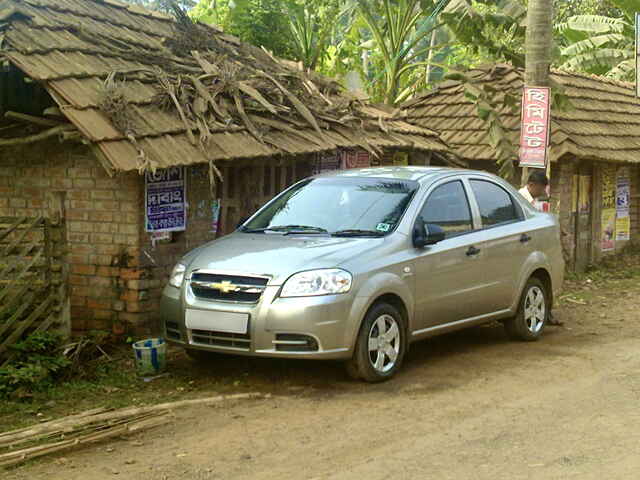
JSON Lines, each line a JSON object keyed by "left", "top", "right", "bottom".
{"left": 470, "top": 180, "right": 520, "bottom": 227}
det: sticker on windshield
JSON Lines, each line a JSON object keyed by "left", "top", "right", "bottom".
{"left": 376, "top": 223, "right": 391, "bottom": 232}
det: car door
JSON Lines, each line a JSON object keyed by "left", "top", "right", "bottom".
{"left": 413, "top": 179, "right": 491, "bottom": 332}
{"left": 467, "top": 178, "right": 533, "bottom": 312}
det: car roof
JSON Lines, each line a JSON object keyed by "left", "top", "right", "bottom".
{"left": 315, "top": 166, "right": 480, "bottom": 183}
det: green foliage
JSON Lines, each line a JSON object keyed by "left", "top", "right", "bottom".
{"left": 192, "top": 0, "right": 297, "bottom": 59}
{"left": 287, "top": 1, "right": 342, "bottom": 70}
{"left": 556, "top": 0, "right": 636, "bottom": 80}
{"left": 442, "top": 0, "right": 527, "bottom": 68}
{"left": 357, "top": 0, "right": 446, "bottom": 104}
{"left": 0, "top": 332, "right": 70, "bottom": 399}
{"left": 120, "top": 0, "right": 196, "bottom": 13}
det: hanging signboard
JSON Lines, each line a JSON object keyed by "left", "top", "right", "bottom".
{"left": 519, "top": 86, "right": 551, "bottom": 168}
{"left": 145, "top": 167, "right": 187, "bottom": 232}
{"left": 601, "top": 166, "right": 617, "bottom": 252}
{"left": 616, "top": 168, "right": 631, "bottom": 241}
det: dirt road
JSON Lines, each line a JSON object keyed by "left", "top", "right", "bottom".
{"left": 7, "top": 280, "right": 640, "bottom": 479}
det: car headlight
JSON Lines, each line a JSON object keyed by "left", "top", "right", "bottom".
{"left": 281, "top": 269, "right": 352, "bottom": 298}
{"left": 169, "top": 263, "right": 186, "bottom": 288}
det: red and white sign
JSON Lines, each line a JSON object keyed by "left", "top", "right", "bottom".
{"left": 519, "top": 86, "right": 551, "bottom": 168}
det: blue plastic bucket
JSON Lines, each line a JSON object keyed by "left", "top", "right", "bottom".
{"left": 132, "top": 338, "right": 167, "bottom": 376}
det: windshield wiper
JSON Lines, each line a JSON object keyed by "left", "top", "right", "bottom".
{"left": 332, "top": 229, "right": 386, "bottom": 237}
{"left": 242, "top": 225, "right": 328, "bottom": 234}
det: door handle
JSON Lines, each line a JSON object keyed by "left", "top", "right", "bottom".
{"left": 466, "top": 246, "right": 481, "bottom": 257}
{"left": 520, "top": 233, "right": 532, "bottom": 243}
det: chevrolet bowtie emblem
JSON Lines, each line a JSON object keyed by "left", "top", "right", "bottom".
{"left": 210, "top": 280, "right": 237, "bottom": 294}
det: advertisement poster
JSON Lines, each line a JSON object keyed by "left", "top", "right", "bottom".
{"left": 616, "top": 168, "right": 630, "bottom": 241}
{"left": 579, "top": 175, "right": 591, "bottom": 214}
{"left": 314, "top": 151, "right": 340, "bottom": 174}
{"left": 341, "top": 149, "right": 371, "bottom": 169}
{"left": 601, "top": 166, "right": 616, "bottom": 251}
{"left": 392, "top": 152, "right": 408, "bottom": 166}
{"left": 145, "top": 167, "right": 186, "bottom": 232}
{"left": 571, "top": 174, "right": 578, "bottom": 213}
{"left": 211, "top": 199, "right": 221, "bottom": 234}
{"left": 519, "top": 87, "right": 551, "bottom": 168}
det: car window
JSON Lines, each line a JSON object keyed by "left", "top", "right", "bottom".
{"left": 419, "top": 181, "right": 473, "bottom": 238}
{"left": 470, "top": 179, "right": 521, "bottom": 227}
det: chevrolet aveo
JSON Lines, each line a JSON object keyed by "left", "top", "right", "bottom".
{"left": 161, "top": 167, "right": 564, "bottom": 382}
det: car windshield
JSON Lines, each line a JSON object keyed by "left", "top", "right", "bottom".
{"left": 242, "top": 177, "right": 419, "bottom": 236}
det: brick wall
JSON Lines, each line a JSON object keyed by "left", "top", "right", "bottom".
{"left": 0, "top": 139, "right": 152, "bottom": 334}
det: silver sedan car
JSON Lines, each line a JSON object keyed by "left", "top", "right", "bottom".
{"left": 161, "top": 167, "right": 564, "bottom": 382}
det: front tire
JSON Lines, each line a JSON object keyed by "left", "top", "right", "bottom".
{"left": 504, "top": 277, "right": 549, "bottom": 341}
{"left": 346, "top": 302, "right": 406, "bottom": 382}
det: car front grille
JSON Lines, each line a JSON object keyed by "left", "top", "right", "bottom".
{"left": 190, "top": 329, "right": 251, "bottom": 351}
{"left": 190, "top": 272, "right": 269, "bottom": 303}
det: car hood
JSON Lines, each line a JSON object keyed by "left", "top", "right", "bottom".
{"left": 185, "top": 232, "right": 381, "bottom": 285}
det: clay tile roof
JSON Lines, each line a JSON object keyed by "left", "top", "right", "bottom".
{"left": 401, "top": 63, "right": 640, "bottom": 165}
{"left": 0, "top": 0, "right": 449, "bottom": 173}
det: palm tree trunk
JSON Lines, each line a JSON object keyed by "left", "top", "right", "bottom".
{"left": 522, "top": 0, "right": 554, "bottom": 184}
{"left": 425, "top": 28, "right": 438, "bottom": 84}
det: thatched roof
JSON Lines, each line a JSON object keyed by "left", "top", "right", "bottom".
{"left": 402, "top": 63, "right": 640, "bottom": 165}
{"left": 0, "top": 0, "right": 449, "bottom": 173}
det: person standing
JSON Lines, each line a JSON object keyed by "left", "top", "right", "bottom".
{"left": 519, "top": 170, "right": 549, "bottom": 211}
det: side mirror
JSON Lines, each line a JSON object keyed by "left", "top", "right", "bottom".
{"left": 413, "top": 220, "right": 445, "bottom": 248}
{"left": 412, "top": 219, "right": 428, "bottom": 248}
{"left": 425, "top": 224, "right": 446, "bottom": 245}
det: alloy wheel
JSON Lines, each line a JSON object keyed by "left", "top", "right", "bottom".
{"left": 524, "top": 286, "right": 546, "bottom": 334}
{"left": 368, "top": 314, "right": 401, "bottom": 373}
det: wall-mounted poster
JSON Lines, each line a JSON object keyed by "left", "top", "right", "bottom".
{"left": 578, "top": 175, "right": 591, "bottom": 214}
{"left": 392, "top": 152, "right": 408, "bottom": 166}
{"left": 145, "top": 167, "right": 186, "bottom": 232}
{"left": 616, "top": 168, "right": 631, "bottom": 241}
{"left": 211, "top": 199, "right": 221, "bottom": 234}
{"left": 341, "top": 149, "right": 371, "bottom": 169}
{"left": 313, "top": 151, "right": 341, "bottom": 174}
{"left": 601, "top": 166, "right": 616, "bottom": 251}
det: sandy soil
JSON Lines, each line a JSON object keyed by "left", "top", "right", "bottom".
{"left": 6, "top": 281, "right": 640, "bottom": 480}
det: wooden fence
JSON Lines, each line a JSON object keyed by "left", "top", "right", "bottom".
{"left": 0, "top": 216, "right": 68, "bottom": 364}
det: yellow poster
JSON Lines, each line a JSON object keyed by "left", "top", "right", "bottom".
{"left": 571, "top": 174, "right": 578, "bottom": 213}
{"left": 392, "top": 152, "right": 408, "bottom": 166}
{"left": 616, "top": 216, "right": 630, "bottom": 241}
{"left": 578, "top": 175, "right": 590, "bottom": 213}
{"left": 601, "top": 208, "right": 616, "bottom": 252}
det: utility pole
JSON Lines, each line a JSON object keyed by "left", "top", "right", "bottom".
{"left": 522, "top": 0, "right": 554, "bottom": 186}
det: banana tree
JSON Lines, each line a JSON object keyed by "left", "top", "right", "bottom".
{"left": 557, "top": 0, "right": 636, "bottom": 80}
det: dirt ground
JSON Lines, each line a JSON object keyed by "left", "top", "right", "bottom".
{"left": 5, "top": 277, "right": 640, "bottom": 479}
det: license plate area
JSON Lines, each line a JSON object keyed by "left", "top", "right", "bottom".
{"left": 185, "top": 309, "right": 249, "bottom": 334}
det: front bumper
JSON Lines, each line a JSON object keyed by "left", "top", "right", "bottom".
{"left": 160, "top": 283, "right": 361, "bottom": 360}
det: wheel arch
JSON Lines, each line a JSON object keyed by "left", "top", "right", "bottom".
{"left": 348, "top": 291, "right": 412, "bottom": 352}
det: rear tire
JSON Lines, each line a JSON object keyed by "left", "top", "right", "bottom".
{"left": 504, "top": 277, "right": 549, "bottom": 341}
{"left": 346, "top": 302, "right": 407, "bottom": 382}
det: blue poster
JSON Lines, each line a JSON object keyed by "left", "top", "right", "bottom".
{"left": 145, "top": 167, "right": 186, "bottom": 232}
